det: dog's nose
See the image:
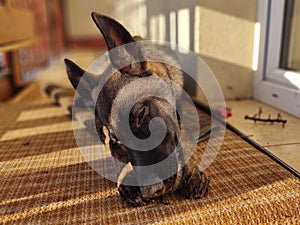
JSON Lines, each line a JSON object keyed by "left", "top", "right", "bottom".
{"left": 140, "top": 181, "right": 165, "bottom": 200}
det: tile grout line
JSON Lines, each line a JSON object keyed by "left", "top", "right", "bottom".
{"left": 263, "top": 142, "right": 300, "bottom": 148}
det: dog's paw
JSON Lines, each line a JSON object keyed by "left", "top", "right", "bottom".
{"left": 118, "top": 184, "right": 149, "bottom": 206}
{"left": 178, "top": 168, "right": 210, "bottom": 199}
{"left": 117, "top": 165, "right": 148, "bottom": 206}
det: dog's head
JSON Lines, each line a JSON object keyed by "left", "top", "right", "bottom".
{"left": 65, "top": 13, "right": 185, "bottom": 201}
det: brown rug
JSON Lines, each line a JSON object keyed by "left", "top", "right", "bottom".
{"left": 0, "top": 99, "right": 299, "bottom": 224}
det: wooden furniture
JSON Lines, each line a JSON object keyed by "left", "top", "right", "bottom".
{"left": 0, "top": 0, "right": 34, "bottom": 49}
{"left": 0, "top": 0, "right": 34, "bottom": 100}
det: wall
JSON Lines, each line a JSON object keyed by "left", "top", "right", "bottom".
{"left": 67, "top": 0, "right": 257, "bottom": 101}
{"left": 63, "top": 0, "right": 114, "bottom": 39}
{"left": 196, "top": 0, "right": 257, "bottom": 100}
{"left": 119, "top": 0, "right": 257, "bottom": 101}
{"left": 114, "top": 0, "right": 147, "bottom": 38}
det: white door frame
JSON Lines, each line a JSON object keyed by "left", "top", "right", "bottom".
{"left": 254, "top": 0, "right": 300, "bottom": 118}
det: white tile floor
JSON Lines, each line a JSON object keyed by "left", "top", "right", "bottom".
{"left": 226, "top": 100, "right": 300, "bottom": 173}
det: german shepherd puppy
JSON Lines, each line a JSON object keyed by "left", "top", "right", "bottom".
{"left": 65, "top": 12, "right": 209, "bottom": 206}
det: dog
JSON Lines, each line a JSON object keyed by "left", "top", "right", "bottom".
{"left": 65, "top": 12, "right": 209, "bottom": 206}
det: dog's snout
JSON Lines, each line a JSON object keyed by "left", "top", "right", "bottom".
{"left": 140, "top": 182, "right": 165, "bottom": 200}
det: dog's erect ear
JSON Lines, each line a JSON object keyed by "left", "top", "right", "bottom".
{"left": 91, "top": 12, "right": 151, "bottom": 76}
{"left": 64, "top": 58, "right": 97, "bottom": 100}
{"left": 91, "top": 12, "right": 134, "bottom": 51}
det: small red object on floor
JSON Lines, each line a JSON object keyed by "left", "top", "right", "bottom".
{"left": 215, "top": 106, "right": 232, "bottom": 119}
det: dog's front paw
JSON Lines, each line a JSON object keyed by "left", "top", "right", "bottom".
{"left": 118, "top": 184, "right": 149, "bottom": 206}
{"left": 178, "top": 168, "right": 210, "bottom": 199}
{"left": 117, "top": 165, "right": 148, "bottom": 206}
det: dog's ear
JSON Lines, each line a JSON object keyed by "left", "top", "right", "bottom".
{"left": 64, "top": 58, "right": 97, "bottom": 90}
{"left": 64, "top": 58, "right": 97, "bottom": 105}
{"left": 91, "top": 12, "right": 134, "bottom": 51}
{"left": 91, "top": 12, "right": 151, "bottom": 76}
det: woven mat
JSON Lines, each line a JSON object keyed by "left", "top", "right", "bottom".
{"left": 0, "top": 98, "right": 299, "bottom": 225}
